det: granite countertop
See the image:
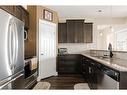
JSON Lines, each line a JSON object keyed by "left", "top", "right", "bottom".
{"left": 81, "top": 53, "right": 127, "bottom": 72}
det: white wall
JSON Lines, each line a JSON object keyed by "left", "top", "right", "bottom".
{"left": 58, "top": 17, "right": 126, "bottom": 53}
{"left": 97, "top": 24, "right": 127, "bottom": 50}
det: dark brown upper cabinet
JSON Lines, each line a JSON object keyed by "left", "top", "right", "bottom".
{"left": 66, "top": 20, "right": 76, "bottom": 43}
{"left": 0, "top": 6, "right": 14, "bottom": 15}
{"left": 84, "top": 23, "right": 93, "bottom": 43}
{"left": 58, "top": 19, "right": 93, "bottom": 43}
{"left": 74, "top": 20, "right": 84, "bottom": 43}
{"left": 0, "top": 6, "right": 29, "bottom": 30}
{"left": 67, "top": 20, "right": 84, "bottom": 43}
{"left": 13, "top": 6, "right": 22, "bottom": 20}
{"left": 20, "top": 6, "right": 29, "bottom": 30}
{"left": 58, "top": 23, "right": 67, "bottom": 43}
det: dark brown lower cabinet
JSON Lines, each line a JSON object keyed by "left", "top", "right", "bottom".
{"left": 87, "top": 63, "right": 97, "bottom": 89}
{"left": 58, "top": 54, "right": 127, "bottom": 89}
{"left": 57, "top": 54, "right": 82, "bottom": 74}
{"left": 82, "top": 56, "right": 97, "bottom": 89}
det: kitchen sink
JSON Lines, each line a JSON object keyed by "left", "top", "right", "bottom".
{"left": 93, "top": 56, "right": 109, "bottom": 58}
{"left": 92, "top": 56, "right": 111, "bottom": 61}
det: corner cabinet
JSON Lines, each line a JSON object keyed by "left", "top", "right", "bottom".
{"left": 58, "top": 20, "right": 93, "bottom": 43}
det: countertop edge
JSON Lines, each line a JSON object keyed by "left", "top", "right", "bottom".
{"left": 81, "top": 53, "right": 127, "bottom": 72}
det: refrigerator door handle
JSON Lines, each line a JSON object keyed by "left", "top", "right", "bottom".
{"left": 8, "top": 20, "right": 18, "bottom": 70}
{"left": 13, "top": 22, "right": 18, "bottom": 66}
{"left": 12, "top": 23, "right": 15, "bottom": 67}
{"left": 8, "top": 21, "right": 13, "bottom": 70}
{"left": 0, "top": 74, "right": 23, "bottom": 89}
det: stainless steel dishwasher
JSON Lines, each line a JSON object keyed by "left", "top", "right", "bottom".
{"left": 97, "top": 64, "right": 120, "bottom": 89}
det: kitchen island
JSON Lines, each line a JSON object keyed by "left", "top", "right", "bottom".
{"left": 81, "top": 52, "right": 127, "bottom": 89}
{"left": 57, "top": 51, "right": 127, "bottom": 89}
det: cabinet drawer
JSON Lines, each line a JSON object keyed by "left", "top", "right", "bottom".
{"left": 58, "top": 54, "right": 81, "bottom": 61}
{"left": 58, "top": 67, "right": 76, "bottom": 74}
{"left": 57, "top": 54, "right": 82, "bottom": 74}
{"left": 58, "top": 67, "right": 75, "bottom": 71}
{"left": 58, "top": 61, "right": 76, "bottom": 67}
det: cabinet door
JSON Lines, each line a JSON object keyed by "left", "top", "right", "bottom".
{"left": 67, "top": 20, "right": 75, "bottom": 43}
{"left": 82, "top": 62, "right": 89, "bottom": 81}
{"left": 84, "top": 23, "right": 93, "bottom": 43}
{"left": 0, "top": 6, "right": 14, "bottom": 15}
{"left": 0, "top": 6, "right": 22, "bottom": 20}
{"left": 57, "top": 54, "right": 82, "bottom": 74}
{"left": 57, "top": 60, "right": 77, "bottom": 74}
{"left": 75, "top": 20, "right": 84, "bottom": 43}
{"left": 58, "top": 23, "right": 67, "bottom": 43}
{"left": 13, "top": 6, "right": 22, "bottom": 20}
{"left": 20, "top": 6, "right": 29, "bottom": 29}
{"left": 67, "top": 20, "right": 85, "bottom": 43}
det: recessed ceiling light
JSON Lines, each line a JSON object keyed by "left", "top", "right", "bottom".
{"left": 98, "top": 10, "right": 102, "bottom": 12}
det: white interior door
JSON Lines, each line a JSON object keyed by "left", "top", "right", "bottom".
{"left": 38, "top": 20, "right": 57, "bottom": 80}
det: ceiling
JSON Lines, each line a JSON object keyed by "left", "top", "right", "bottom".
{"left": 46, "top": 6, "right": 127, "bottom": 18}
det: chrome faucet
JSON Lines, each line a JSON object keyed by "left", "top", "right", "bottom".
{"left": 108, "top": 43, "right": 113, "bottom": 58}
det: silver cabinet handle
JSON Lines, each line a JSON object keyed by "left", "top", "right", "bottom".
{"left": 89, "top": 67, "right": 92, "bottom": 74}
{"left": 0, "top": 74, "right": 23, "bottom": 89}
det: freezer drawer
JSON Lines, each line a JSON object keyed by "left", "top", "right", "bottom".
{"left": 1, "top": 73, "right": 25, "bottom": 89}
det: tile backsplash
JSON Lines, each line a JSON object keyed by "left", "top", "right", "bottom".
{"left": 58, "top": 43, "right": 96, "bottom": 54}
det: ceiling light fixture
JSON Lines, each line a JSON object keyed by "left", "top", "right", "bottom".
{"left": 98, "top": 10, "right": 102, "bottom": 12}
{"left": 99, "top": 31, "right": 103, "bottom": 36}
{"left": 110, "top": 6, "right": 114, "bottom": 32}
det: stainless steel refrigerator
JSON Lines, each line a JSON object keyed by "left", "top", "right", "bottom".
{"left": 0, "top": 9, "right": 25, "bottom": 89}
